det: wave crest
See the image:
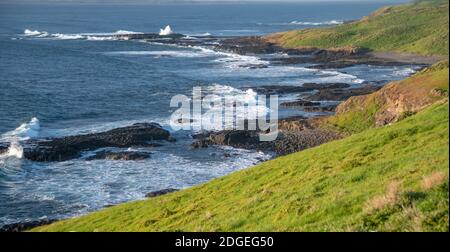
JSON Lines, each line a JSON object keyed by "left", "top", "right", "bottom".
{"left": 159, "top": 25, "right": 173, "bottom": 36}
{"left": 290, "top": 20, "right": 343, "bottom": 26}
{"left": 1, "top": 117, "right": 40, "bottom": 142}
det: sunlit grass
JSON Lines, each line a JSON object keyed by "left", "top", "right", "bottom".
{"left": 268, "top": 0, "right": 449, "bottom": 56}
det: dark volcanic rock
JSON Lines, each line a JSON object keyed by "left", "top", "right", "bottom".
{"left": 278, "top": 116, "right": 310, "bottom": 132}
{"left": 271, "top": 56, "right": 313, "bottom": 65}
{"left": 145, "top": 188, "right": 179, "bottom": 198}
{"left": 192, "top": 115, "right": 342, "bottom": 156}
{"left": 196, "top": 130, "right": 273, "bottom": 151}
{"left": 177, "top": 118, "right": 195, "bottom": 124}
{"left": 308, "top": 61, "right": 360, "bottom": 69}
{"left": 273, "top": 130, "right": 341, "bottom": 155}
{"left": 301, "top": 83, "right": 351, "bottom": 90}
{"left": 303, "top": 105, "right": 337, "bottom": 113}
{"left": 113, "top": 33, "right": 185, "bottom": 40}
{"left": 209, "top": 130, "right": 260, "bottom": 147}
{"left": 193, "top": 127, "right": 341, "bottom": 156}
{"left": 302, "top": 85, "right": 382, "bottom": 101}
{"left": 0, "top": 143, "right": 8, "bottom": 155}
{"left": 215, "top": 36, "right": 282, "bottom": 55}
{"left": 313, "top": 47, "right": 367, "bottom": 61}
{"left": 280, "top": 100, "right": 321, "bottom": 108}
{"left": 0, "top": 219, "right": 56, "bottom": 232}
{"left": 247, "top": 64, "right": 269, "bottom": 69}
{"left": 85, "top": 150, "right": 151, "bottom": 161}
{"left": 191, "top": 140, "right": 209, "bottom": 149}
{"left": 243, "top": 85, "right": 315, "bottom": 95}
{"left": 22, "top": 123, "right": 171, "bottom": 162}
{"left": 242, "top": 83, "right": 352, "bottom": 96}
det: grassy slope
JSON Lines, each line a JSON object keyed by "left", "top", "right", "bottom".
{"left": 32, "top": 0, "right": 449, "bottom": 232}
{"left": 267, "top": 0, "right": 449, "bottom": 56}
{"left": 323, "top": 61, "right": 449, "bottom": 134}
{"left": 34, "top": 100, "right": 449, "bottom": 232}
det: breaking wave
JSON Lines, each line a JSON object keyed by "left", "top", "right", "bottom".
{"left": 172, "top": 84, "right": 269, "bottom": 131}
{"left": 159, "top": 25, "right": 173, "bottom": 36}
{"left": 0, "top": 117, "right": 40, "bottom": 159}
{"left": 318, "top": 70, "right": 365, "bottom": 84}
{"left": 2, "top": 140, "right": 24, "bottom": 159}
{"left": 258, "top": 20, "right": 344, "bottom": 26}
{"left": 289, "top": 20, "right": 344, "bottom": 26}
{"left": 22, "top": 29, "right": 143, "bottom": 41}
{"left": 392, "top": 67, "right": 417, "bottom": 77}
{"left": 24, "top": 29, "right": 49, "bottom": 37}
{"left": 1, "top": 117, "right": 40, "bottom": 142}
{"left": 105, "top": 50, "right": 213, "bottom": 58}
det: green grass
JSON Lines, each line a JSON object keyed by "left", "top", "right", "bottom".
{"left": 30, "top": 1, "right": 449, "bottom": 231}
{"left": 324, "top": 61, "right": 449, "bottom": 134}
{"left": 268, "top": 0, "right": 449, "bottom": 56}
{"left": 33, "top": 101, "right": 449, "bottom": 232}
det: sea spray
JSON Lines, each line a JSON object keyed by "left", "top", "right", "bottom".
{"left": 159, "top": 25, "right": 173, "bottom": 36}
{"left": 6, "top": 140, "right": 24, "bottom": 159}
{"left": 1, "top": 117, "right": 40, "bottom": 143}
{"left": 289, "top": 20, "right": 343, "bottom": 26}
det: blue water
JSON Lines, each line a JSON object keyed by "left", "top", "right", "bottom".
{"left": 0, "top": 2, "right": 415, "bottom": 226}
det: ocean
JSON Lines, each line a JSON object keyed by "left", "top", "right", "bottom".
{"left": 0, "top": 1, "right": 416, "bottom": 226}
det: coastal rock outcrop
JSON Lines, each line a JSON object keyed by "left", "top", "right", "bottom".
{"left": 0, "top": 219, "right": 56, "bottom": 232}
{"left": 215, "top": 36, "right": 282, "bottom": 55}
{"left": 333, "top": 61, "right": 449, "bottom": 128}
{"left": 280, "top": 99, "right": 321, "bottom": 108}
{"left": 241, "top": 83, "right": 351, "bottom": 96}
{"left": 85, "top": 150, "right": 151, "bottom": 161}
{"left": 191, "top": 117, "right": 341, "bottom": 156}
{"left": 0, "top": 143, "right": 8, "bottom": 155}
{"left": 302, "top": 85, "right": 382, "bottom": 101}
{"left": 303, "top": 105, "right": 337, "bottom": 113}
{"left": 274, "top": 129, "right": 341, "bottom": 155}
{"left": 145, "top": 188, "right": 179, "bottom": 198}
{"left": 21, "top": 123, "right": 171, "bottom": 162}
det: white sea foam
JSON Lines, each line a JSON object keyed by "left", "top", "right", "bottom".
{"left": 113, "top": 30, "right": 143, "bottom": 35}
{"left": 173, "top": 84, "right": 269, "bottom": 131}
{"left": 185, "top": 32, "right": 212, "bottom": 37}
{"left": 257, "top": 20, "right": 344, "bottom": 26}
{"left": 105, "top": 50, "right": 212, "bottom": 58}
{"left": 4, "top": 140, "right": 24, "bottom": 159}
{"left": 186, "top": 45, "right": 270, "bottom": 69}
{"left": 159, "top": 25, "right": 173, "bottom": 36}
{"left": 109, "top": 43, "right": 270, "bottom": 69}
{"left": 213, "top": 51, "right": 270, "bottom": 69}
{"left": 289, "top": 20, "right": 343, "bottom": 26}
{"left": 0, "top": 118, "right": 39, "bottom": 159}
{"left": 51, "top": 33, "right": 85, "bottom": 40}
{"left": 185, "top": 46, "right": 270, "bottom": 69}
{"left": 86, "top": 36, "right": 116, "bottom": 41}
{"left": 392, "top": 67, "right": 417, "bottom": 77}
{"left": 22, "top": 29, "right": 143, "bottom": 41}
{"left": 24, "top": 29, "right": 47, "bottom": 36}
{"left": 1, "top": 117, "right": 40, "bottom": 142}
{"left": 318, "top": 70, "right": 365, "bottom": 84}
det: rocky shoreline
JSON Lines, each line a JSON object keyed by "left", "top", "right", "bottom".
{"left": 109, "top": 33, "right": 430, "bottom": 69}
{"left": 1, "top": 123, "right": 172, "bottom": 162}
{"left": 216, "top": 36, "right": 429, "bottom": 69}
{"left": 0, "top": 31, "right": 432, "bottom": 232}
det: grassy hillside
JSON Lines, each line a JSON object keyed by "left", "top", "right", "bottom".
{"left": 267, "top": 0, "right": 449, "bottom": 56}
{"left": 33, "top": 99, "right": 449, "bottom": 232}
{"left": 323, "top": 60, "right": 449, "bottom": 134}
